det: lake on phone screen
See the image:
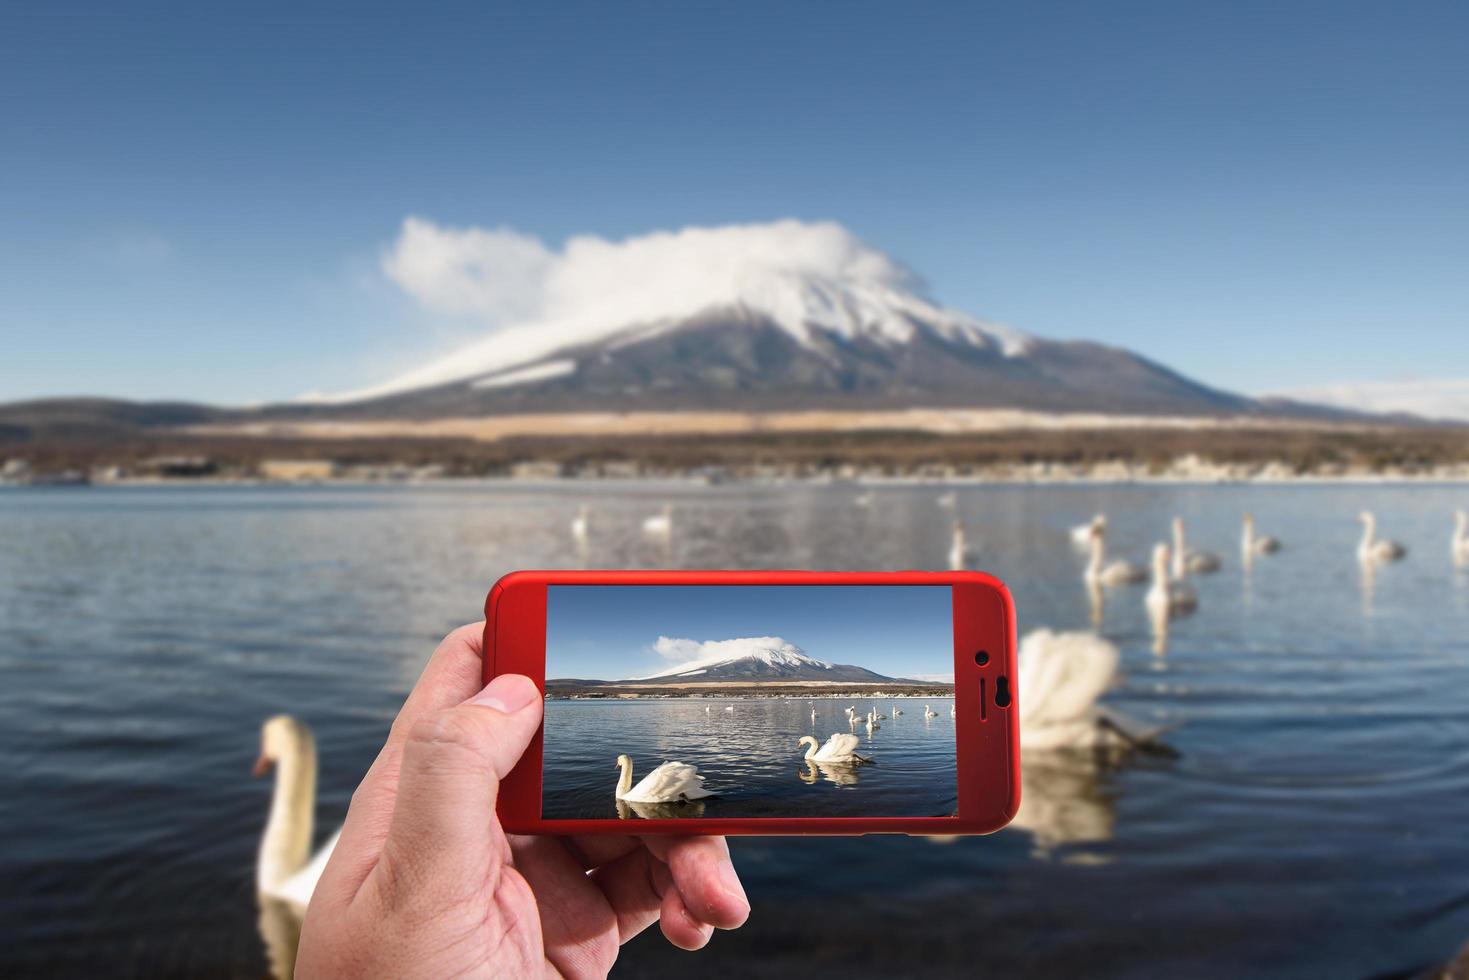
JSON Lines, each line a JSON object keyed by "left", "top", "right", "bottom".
{"left": 3, "top": 482, "right": 1469, "bottom": 978}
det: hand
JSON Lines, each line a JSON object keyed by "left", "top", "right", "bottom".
{"left": 295, "top": 623, "right": 750, "bottom": 979}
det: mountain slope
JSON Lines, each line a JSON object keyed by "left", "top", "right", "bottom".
{"left": 628, "top": 635, "right": 899, "bottom": 684}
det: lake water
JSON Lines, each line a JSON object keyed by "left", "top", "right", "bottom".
{"left": 544, "top": 698, "right": 958, "bottom": 820}
{"left": 3, "top": 481, "right": 1469, "bottom": 977}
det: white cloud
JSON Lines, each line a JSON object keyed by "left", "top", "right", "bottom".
{"left": 1274, "top": 377, "right": 1469, "bottom": 422}
{"left": 651, "top": 634, "right": 803, "bottom": 664}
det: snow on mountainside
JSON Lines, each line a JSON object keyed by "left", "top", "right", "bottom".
{"left": 629, "top": 635, "right": 900, "bottom": 683}
{"left": 321, "top": 219, "right": 1031, "bottom": 404}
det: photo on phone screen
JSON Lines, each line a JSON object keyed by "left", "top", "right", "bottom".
{"left": 542, "top": 585, "right": 958, "bottom": 820}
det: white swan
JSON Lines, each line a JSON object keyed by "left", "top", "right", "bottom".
{"left": 937, "top": 490, "right": 957, "bottom": 509}
{"left": 1084, "top": 524, "right": 1147, "bottom": 587}
{"left": 615, "top": 755, "right": 715, "bottom": 803}
{"left": 1455, "top": 510, "right": 1469, "bottom": 568}
{"left": 948, "top": 520, "right": 974, "bottom": 571}
{"left": 799, "top": 733, "right": 871, "bottom": 764}
{"left": 854, "top": 490, "right": 874, "bottom": 509}
{"left": 891, "top": 704, "right": 903, "bottom": 717}
{"left": 869, "top": 705, "right": 886, "bottom": 720}
{"left": 1017, "top": 629, "right": 1168, "bottom": 751}
{"left": 1171, "top": 517, "right": 1221, "bottom": 576}
{"left": 255, "top": 715, "right": 340, "bottom": 912}
{"left": 810, "top": 705, "right": 818, "bottom": 722}
{"left": 570, "top": 504, "right": 590, "bottom": 544}
{"left": 724, "top": 704, "right": 734, "bottom": 712}
{"left": 1070, "top": 514, "right": 1106, "bottom": 549}
{"left": 1241, "top": 513, "right": 1280, "bottom": 558}
{"left": 1146, "top": 544, "right": 1198, "bottom": 617}
{"left": 923, "top": 704, "right": 939, "bottom": 718}
{"left": 1358, "top": 511, "right": 1407, "bottom": 564}
{"left": 950, "top": 703, "right": 956, "bottom": 719}
{"left": 641, "top": 504, "right": 673, "bottom": 537}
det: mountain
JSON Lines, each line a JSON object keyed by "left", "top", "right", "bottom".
{"left": 1271, "top": 377, "right": 1469, "bottom": 423}
{"left": 548, "top": 636, "right": 913, "bottom": 686}
{"left": 285, "top": 304, "right": 1263, "bottom": 419}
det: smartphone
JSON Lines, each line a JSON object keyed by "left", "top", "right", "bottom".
{"left": 484, "top": 570, "right": 1019, "bottom": 836}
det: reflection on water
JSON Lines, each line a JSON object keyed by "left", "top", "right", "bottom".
{"left": 3, "top": 482, "right": 1469, "bottom": 978}
{"left": 617, "top": 798, "right": 706, "bottom": 820}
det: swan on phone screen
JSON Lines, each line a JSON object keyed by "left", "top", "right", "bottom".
{"left": 615, "top": 755, "right": 715, "bottom": 803}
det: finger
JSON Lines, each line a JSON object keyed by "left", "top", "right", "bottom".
{"left": 370, "top": 674, "right": 543, "bottom": 910}
{"left": 586, "top": 847, "right": 667, "bottom": 944}
{"left": 509, "top": 836, "right": 620, "bottom": 980}
{"left": 643, "top": 836, "right": 749, "bottom": 931}
{"left": 312, "top": 623, "right": 496, "bottom": 903}
{"left": 659, "top": 877, "right": 715, "bottom": 951}
{"left": 565, "top": 835, "right": 642, "bottom": 871}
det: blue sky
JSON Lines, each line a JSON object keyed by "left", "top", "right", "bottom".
{"left": 1, "top": 1, "right": 1464, "bottom": 404}
{"left": 546, "top": 585, "right": 954, "bottom": 681}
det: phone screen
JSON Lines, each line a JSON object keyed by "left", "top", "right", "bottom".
{"left": 542, "top": 584, "right": 958, "bottom": 820}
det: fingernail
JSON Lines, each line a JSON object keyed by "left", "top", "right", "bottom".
{"left": 469, "top": 674, "right": 539, "bottom": 714}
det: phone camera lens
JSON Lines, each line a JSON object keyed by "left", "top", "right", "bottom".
{"left": 974, "top": 650, "right": 989, "bottom": 665}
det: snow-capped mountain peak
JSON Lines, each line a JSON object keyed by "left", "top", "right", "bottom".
{"left": 316, "top": 219, "right": 1030, "bottom": 403}
{"left": 638, "top": 636, "right": 834, "bottom": 680}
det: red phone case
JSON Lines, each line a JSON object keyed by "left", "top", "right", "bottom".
{"left": 483, "top": 569, "right": 1020, "bottom": 836}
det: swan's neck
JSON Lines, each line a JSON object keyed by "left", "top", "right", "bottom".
{"left": 616, "top": 758, "right": 634, "bottom": 798}
{"left": 258, "top": 734, "right": 316, "bottom": 894}
{"left": 1242, "top": 517, "right": 1254, "bottom": 549}
{"left": 1171, "top": 523, "right": 1185, "bottom": 577}
{"left": 1087, "top": 533, "right": 1103, "bottom": 575}
{"left": 1455, "top": 514, "right": 1467, "bottom": 544}
{"left": 1153, "top": 549, "right": 1169, "bottom": 585}
{"left": 1360, "top": 516, "right": 1376, "bottom": 550}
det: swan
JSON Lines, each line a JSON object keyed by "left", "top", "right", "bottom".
{"left": 1357, "top": 511, "right": 1407, "bottom": 563}
{"left": 891, "top": 704, "right": 903, "bottom": 717}
{"left": 937, "top": 490, "right": 957, "bottom": 509}
{"left": 255, "top": 715, "right": 340, "bottom": 912}
{"left": 570, "top": 504, "right": 590, "bottom": 544}
{"left": 1084, "top": 524, "right": 1147, "bottom": 587}
{"left": 810, "top": 705, "right": 818, "bottom": 722}
{"left": 854, "top": 490, "right": 874, "bottom": 509}
{"left": 1070, "top": 514, "right": 1106, "bottom": 549}
{"left": 869, "top": 705, "right": 886, "bottom": 720}
{"left": 799, "top": 733, "right": 872, "bottom": 764}
{"left": 724, "top": 704, "right": 734, "bottom": 712}
{"left": 1146, "top": 544, "right": 1198, "bottom": 618}
{"left": 950, "top": 703, "right": 956, "bottom": 719}
{"left": 923, "top": 704, "right": 939, "bottom": 718}
{"left": 641, "top": 503, "right": 673, "bottom": 537}
{"left": 1241, "top": 513, "right": 1280, "bottom": 557}
{"left": 1455, "top": 510, "right": 1469, "bottom": 568}
{"left": 1017, "top": 629, "right": 1171, "bottom": 751}
{"left": 615, "top": 755, "right": 716, "bottom": 803}
{"left": 948, "top": 520, "right": 975, "bottom": 571}
{"left": 1171, "top": 518, "right": 1221, "bottom": 576}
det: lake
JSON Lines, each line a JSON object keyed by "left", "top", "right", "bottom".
{"left": 3, "top": 481, "right": 1468, "bottom": 978}
{"left": 544, "top": 698, "right": 958, "bottom": 820}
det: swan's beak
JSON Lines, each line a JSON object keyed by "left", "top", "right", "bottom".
{"left": 252, "top": 752, "right": 274, "bottom": 778}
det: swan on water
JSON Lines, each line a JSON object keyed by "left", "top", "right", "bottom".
{"left": 1070, "top": 514, "right": 1106, "bottom": 549}
{"left": 1017, "top": 629, "right": 1170, "bottom": 751}
{"left": 1146, "top": 543, "right": 1198, "bottom": 618}
{"left": 724, "top": 704, "right": 734, "bottom": 712}
{"left": 948, "top": 520, "right": 975, "bottom": 571}
{"left": 923, "top": 704, "right": 939, "bottom": 718}
{"left": 1241, "top": 513, "right": 1280, "bottom": 557}
{"left": 641, "top": 503, "right": 673, "bottom": 537}
{"left": 1454, "top": 510, "right": 1469, "bottom": 568}
{"left": 1357, "top": 511, "right": 1407, "bottom": 564}
{"left": 937, "top": 490, "right": 957, "bottom": 509}
{"left": 1084, "top": 524, "right": 1147, "bottom": 587}
{"left": 950, "top": 703, "right": 956, "bottom": 719}
{"left": 1171, "top": 518, "right": 1221, "bottom": 576}
{"left": 799, "top": 733, "right": 873, "bottom": 764}
{"left": 891, "top": 704, "right": 903, "bottom": 717}
{"left": 854, "top": 490, "right": 874, "bottom": 509}
{"left": 615, "top": 755, "right": 716, "bottom": 803}
{"left": 255, "top": 715, "right": 340, "bottom": 912}
{"left": 811, "top": 705, "right": 818, "bottom": 722}
{"left": 570, "top": 504, "right": 590, "bottom": 544}
{"left": 869, "top": 705, "right": 887, "bottom": 720}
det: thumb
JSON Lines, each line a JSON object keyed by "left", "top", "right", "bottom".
{"left": 377, "top": 673, "right": 542, "bottom": 902}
